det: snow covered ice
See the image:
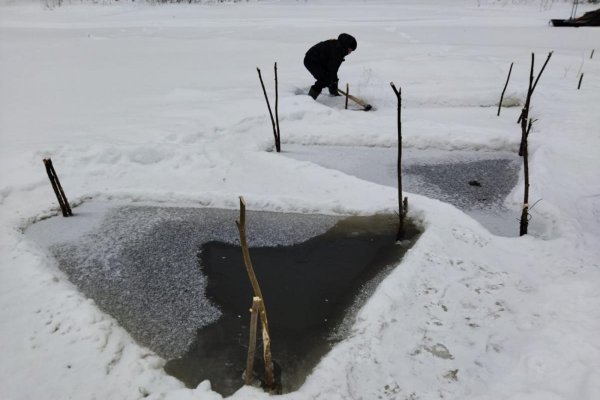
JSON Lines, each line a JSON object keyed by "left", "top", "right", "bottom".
{"left": 285, "top": 145, "right": 524, "bottom": 236}
{"left": 1, "top": 1, "right": 600, "bottom": 400}
{"left": 25, "top": 202, "right": 345, "bottom": 360}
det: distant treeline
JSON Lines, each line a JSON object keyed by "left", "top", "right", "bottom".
{"left": 43, "top": 0, "right": 255, "bottom": 7}
{"left": 40, "top": 0, "right": 599, "bottom": 8}
{"left": 478, "top": 0, "right": 599, "bottom": 5}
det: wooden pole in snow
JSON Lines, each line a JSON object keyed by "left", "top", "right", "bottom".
{"left": 520, "top": 119, "right": 533, "bottom": 236}
{"left": 497, "top": 62, "right": 513, "bottom": 116}
{"left": 244, "top": 297, "right": 260, "bottom": 385}
{"left": 257, "top": 67, "right": 280, "bottom": 153}
{"left": 43, "top": 158, "right": 72, "bottom": 217}
{"left": 236, "top": 197, "right": 275, "bottom": 388}
{"left": 517, "top": 51, "right": 552, "bottom": 125}
{"left": 274, "top": 62, "right": 281, "bottom": 151}
{"left": 345, "top": 83, "right": 349, "bottom": 110}
{"left": 517, "top": 52, "right": 552, "bottom": 235}
{"left": 390, "top": 82, "right": 407, "bottom": 240}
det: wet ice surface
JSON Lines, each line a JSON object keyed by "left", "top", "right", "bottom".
{"left": 284, "top": 145, "right": 522, "bottom": 236}
{"left": 165, "top": 214, "right": 418, "bottom": 395}
{"left": 26, "top": 203, "right": 342, "bottom": 359}
{"left": 26, "top": 203, "right": 418, "bottom": 395}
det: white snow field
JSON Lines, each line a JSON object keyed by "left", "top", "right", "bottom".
{"left": 1, "top": 1, "right": 599, "bottom": 399}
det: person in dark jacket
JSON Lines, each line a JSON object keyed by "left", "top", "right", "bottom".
{"left": 304, "top": 33, "right": 357, "bottom": 100}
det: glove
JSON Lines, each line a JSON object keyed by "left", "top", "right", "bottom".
{"left": 328, "top": 81, "right": 340, "bottom": 96}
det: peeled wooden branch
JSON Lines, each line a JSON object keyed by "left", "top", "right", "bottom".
{"left": 497, "top": 62, "right": 513, "bottom": 116}
{"left": 244, "top": 297, "right": 261, "bottom": 385}
{"left": 236, "top": 197, "right": 264, "bottom": 300}
{"left": 259, "top": 304, "right": 273, "bottom": 388}
{"left": 236, "top": 196, "right": 274, "bottom": 388}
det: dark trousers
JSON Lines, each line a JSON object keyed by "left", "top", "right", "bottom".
{"left": 304, "top": 56, "right": 329, "bottom": 90}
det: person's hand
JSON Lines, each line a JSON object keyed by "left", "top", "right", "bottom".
{"left": 328, "top": 81, "right": 340, "bottom": 96}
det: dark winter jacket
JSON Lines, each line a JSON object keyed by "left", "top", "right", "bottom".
{"left": 304, "top": 33, "right": 357, "bottom": 85}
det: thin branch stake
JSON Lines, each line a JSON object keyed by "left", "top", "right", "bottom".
{"left": 43, "top": 158, "right": 72, "bottom": 217}
{"left": 257, "top": 68, "right": 280, "bottom": 152}
{"left": 517, "top": 51, "right": 553, "bottom": 125}
{"left": 48, "top": 160, "right": 72, "bottom": 216}
{"left": 259, "top": 304, "right": 273, "bottom": 388}
{"left": 520, "top": 119, "right": 533, "bottom": 236}
{"left": 236, "top": 197, "right": 274, "bottom": 388}
{"left": 390, "top": 82, "right": 407, "bottom": 240}
{"left": 236, "top": 197, "right": 264, "bottom": 300}
{"left": 244, "top": 297, "right": 260, "bottom": 385}
{"left": 344, "top": 83, "right": 349, "bottom": 110}
{"left": 531, "top": 51, "right": 553, "bottom": 94}
{"left": 497, "top": 62, "right": 513, "bottom": 116}
{"left": 274, "top": 63, "right": 281, "bottom": 151}
{"left": 518, "top": 53, "right": 535, "bottom": 156}
{"left": 578, "top": 73, "right": 584, "bottom": 90}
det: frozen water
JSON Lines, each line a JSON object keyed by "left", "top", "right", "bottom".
{"left": 284, "top": 145, "right": 522, "bottom": 236}
{"left": 403, "top": 158, "right": 517, "bottom": 208}
{"left": 25, "top": 203, "right": 342, "bottom": 359}
{"left": 165, "top": 214, "right": 419, "bottom": 395}
{"left": 25, "top": 203, "right": 418, "bottom": 395}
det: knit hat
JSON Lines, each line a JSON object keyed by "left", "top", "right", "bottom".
{"left": 338, "top": 33, "right": 357, "bottom": 51}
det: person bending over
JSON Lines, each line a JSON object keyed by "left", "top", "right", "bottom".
{"left": 304, "top": 33, "right": 357, "bottom": 100}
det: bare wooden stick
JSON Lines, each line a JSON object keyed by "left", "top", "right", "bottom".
{"left": 274, "top": 63, "right": 281, "bottom": 152}
{"left": 257, "top": 68, "right": 280, "bottom": 153}
{"left": 259, "top": 303, "right": 274, "bottom": 388}
{"left": 578, "top": 73, "right": 584, "bottom": 90}
{"left": 517, "top": 53, "right": 551, "bottom": 235}
{"left": 236, "top": 197, "right": 264, "bottom": 300}
{"left": 43, "top": 158, "right": 72, "bottom": 217}
{"left": 591, "top": 49, "right": 595, "bottom": 60}
{"left": 531, "top": 51, "right": 553, "bottom": 94}
{"left": 235, "top": 197, "right": 274, "bottom": 388}
{"left": 44, "top": 159, "right": 66, "bottom": 216}
{"left": 517, "top": 51, "right": 553, "bottom": 125}
{"left": 244, "top": 297, "right": 261, "bottom": 385}
{"left": 344, "top": 83, "right": 349, "bottom": 110}
{"left": 390, "top": 82, "right": 407, "bottom": 240}
{"left": 519, "top": 53, "right": 536, "bottom": 156}
{"left": 47, "top": 159, "right": 72, "bottom": 216}
{"left": 520, "top": 119, "right": 533, "bottom": 236}
{"left": 497, "top": 62, "right": 513, "bottom": 116}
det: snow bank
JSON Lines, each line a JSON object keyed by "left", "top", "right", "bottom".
{"left": 1, "top": 1, "right": 599, "bottom": 399}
